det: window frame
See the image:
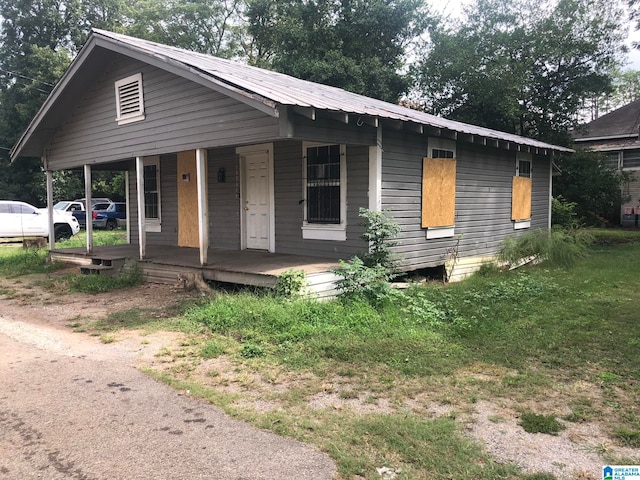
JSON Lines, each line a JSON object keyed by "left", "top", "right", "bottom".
{"left": 423, "top": 138, "right": 457, "bottom": 239}
{"left": 622, "top": 149, "right": 640, "bottom": 170}
{"left": 143, "top": 156, "right": 161, "bottom": 233}
{"left": 301, "top": 142, "right": 347, "bottom": 241}
{"left": 115, "top": 73, "right": 145, "bottom": 125}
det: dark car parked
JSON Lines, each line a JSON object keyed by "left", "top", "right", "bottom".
{"left": 94, "top": 202, "right": 126, "bottom": 230}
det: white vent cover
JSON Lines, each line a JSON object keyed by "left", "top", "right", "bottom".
{"left": 115, "top": 73, "right": 145, "bottom": 125}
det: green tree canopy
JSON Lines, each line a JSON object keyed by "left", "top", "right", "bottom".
{"left": 413, "top": 0, "right": 627, "bottom": 145}
{"left": 246, "top": 0, "right": 430, "bottom": 103}
{"left": 554, "top": 149, "right": 629, "bottom": 224}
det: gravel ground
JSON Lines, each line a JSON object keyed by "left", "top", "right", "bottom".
{"left": 0, "top": 311, "right": 336, "bottom": 479}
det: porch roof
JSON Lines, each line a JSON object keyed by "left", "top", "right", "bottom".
{"left": 11, "top": 29, "right": 572, "bottom": 162}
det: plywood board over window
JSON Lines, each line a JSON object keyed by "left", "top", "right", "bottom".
{"left": 177, "top": 150, "right": 202, "bottom": 248}
{"left": 421, "top": 157, "right": 456, "bottom": 228}
{"left": 511, "top": 176, "right": 532, "bottom": 221}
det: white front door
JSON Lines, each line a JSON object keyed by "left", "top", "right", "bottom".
{"left": 241, "top": 146, "right": 273, "bottom": 251}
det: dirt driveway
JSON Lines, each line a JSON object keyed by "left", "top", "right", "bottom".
{"left": 0, "top": 279, "right": 335, "bottom": 479}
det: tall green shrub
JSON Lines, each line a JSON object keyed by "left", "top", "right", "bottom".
{"left": 334, "top": 208, "right": 401, "bottom": 304}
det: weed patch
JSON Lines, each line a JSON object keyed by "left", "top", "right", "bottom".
{"left": 518, "top": 412, "right": 566, "bottom": 435}
{"left": 57, "top": 268, "right": 144, "bottom": 293}
{"left": 615, "top": 428, "right": 640, "bottom": 448}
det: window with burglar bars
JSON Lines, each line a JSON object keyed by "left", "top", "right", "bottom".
{"left": 306, "top": 144, "right": 341, "bottom": 224}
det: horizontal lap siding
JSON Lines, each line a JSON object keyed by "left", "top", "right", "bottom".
{"left": 292, "top": 116, "right": 377, "bottom": 146}
{"left": 531, "top": 155, "right": 551, "bottom": 229}
{"left": 208, "top": 147, "right": 240, "bottom": 249}
{"left": 129, "top": 154, "right": 178, "bottom": 246}
{"left": 274, "top": 141, "right": 368, "bottom": 259}
{"left": 382, "top": 130, "right": 551, "bottom": 271}
{"left": 48, "top": 53, "right": 279, "bottom": 170}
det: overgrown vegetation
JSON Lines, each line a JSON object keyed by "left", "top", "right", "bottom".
{"left": 55, "top": 266, "right": 145, "bottom": 293}
{"left": 4, "top": 234, "right": 640, "bottom": 478}
{"left": 149, "top": 240, "right": 640, "bottom": 478}
{"left": 0, "top": 230, "right": 135, "bottom": 290}
{"left": 498, "top": 227, "right": 594, "bottom": 269}
{"left": 333, "top": 208, "right": 401, "bottom": 305}
{"left": 273, "top": 269, "right": 307, "bottom": 298}
{"left": 0, "top": 245, "right": 60, "bottom": 276}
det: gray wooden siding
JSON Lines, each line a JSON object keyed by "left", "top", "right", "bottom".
{"left": 531, "top": 155, "right": 551, "bottom": 230}
{"left": 381, "top": 130, "right": 551, "bottom": 270}
{"left": 273, "top": 140, "right": 369, "bottom": 259}
{"left": 291, "top": 115, "right": 377, "bottom": 146}
{"left": 129, "top": 154, "right": 179, "bottom": 246}
{"left": 47, "top": 52, "right": 279, "bottom": 170}
{"left": 208, "top": 147, "right": 241, "bottom": 249}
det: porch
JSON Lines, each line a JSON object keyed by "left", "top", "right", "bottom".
{"left": 49, "top": 245, "right": 341, "bottom": 299}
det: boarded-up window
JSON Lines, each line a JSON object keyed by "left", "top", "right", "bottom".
{"left": 421, "top": 157, "right": 456, "bottom": 228}
{"left": 511, "top": 176, "right": 532, "bottom": 221}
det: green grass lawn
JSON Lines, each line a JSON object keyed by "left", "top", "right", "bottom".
{"left": 127, "top": 238, "right": 640, "bottom": 479}
{"left": 3, "top": 230, "right": 640, "bottom": 479}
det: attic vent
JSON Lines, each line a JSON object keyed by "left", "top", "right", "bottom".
{"left": 114, "top": 73, "right": 145, "bottom": 125}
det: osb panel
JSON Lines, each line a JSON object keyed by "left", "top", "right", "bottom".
{"left": 511, "top": 176, "right": 532, "bottom": 221}
{"left": 421, "top": 157, "right": 457, "bottom": 228}
{"left": 177, "top": 150, "right": 200, "bottom": 248}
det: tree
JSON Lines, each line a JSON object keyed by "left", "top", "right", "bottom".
{"left": 122, "top": 0, "right": 245, "bottom": 58}
{"left": 246, "top": 0, "right": 431, "bottom": 103}
{"left": 413, "top": 0, "right": 627, "bottom": 145}
{"left": 581, "top": 69, "right": 640, "bottom": 120}
{"left": 554, "top": 149, "right": 630, "bottom": 225}
{"left": 0, "top": 0, "right": 126, "bottom": 205}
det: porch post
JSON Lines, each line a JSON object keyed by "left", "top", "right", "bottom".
{"left": 125, "top": 170, "right": 131, "bottom": 244}
{"left": 84, "top": 164, "right": 93, "bottom": 254}
{"left": 196, "top": 148, "right": 209, "bottom": 266}
{"left": 136, "top": 156, "right": 146, "bottom": 260}
{"left": 46, "top": 169, "right": 55, "bottom": 249}
{"left": 368, "top": 124, "right": 382, "bottom": 212}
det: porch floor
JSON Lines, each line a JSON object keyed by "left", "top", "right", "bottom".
{"left": 50, "top": 245, "right": 341, "bottom": 295}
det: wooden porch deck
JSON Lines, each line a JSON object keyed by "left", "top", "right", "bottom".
{"left": 49, "top": 245, "right": 341, "bottom": 298}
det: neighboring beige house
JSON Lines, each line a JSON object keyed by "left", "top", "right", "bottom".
{"left": 573, "top": 99, "right": 640, "bottom": 226}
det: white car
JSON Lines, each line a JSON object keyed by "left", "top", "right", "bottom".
{"left": 0, "top": 200, "right": 80, "bottom": 241}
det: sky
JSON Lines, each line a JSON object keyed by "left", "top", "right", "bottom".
{"left": 431, "top": 0, "right": 640, "bottom": 71}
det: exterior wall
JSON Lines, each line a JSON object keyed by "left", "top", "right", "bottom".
{"left": 381, "top": 129, "right": 551, "bottom": 272}
{"left": 129, "top": 154, "right": 178, "bottom": 246}
{"left": 292, "top": 116, "right": 377, "bottom": 146}
{"left": 208, "top": 147, "right": 241, "bottom": 249}
{"left": 623, "top": 174, "right": 640, "bottom": 218}
{"left": 273, "top": 140, "right": 369, "bottom": 259}
{"left": 47, "top": 52, "right": 279, "bottom": 170}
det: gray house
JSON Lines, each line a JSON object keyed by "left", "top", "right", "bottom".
{"left": 573, "top": 100, "right": 640, "bottom": 226}
{"left": 11, "top": 29, "right": 571, "bottom": 292}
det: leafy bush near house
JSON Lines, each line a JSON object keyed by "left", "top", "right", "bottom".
{"left": 333, "top": 208, "right": 401, "bottom": 305}
{"left": 274, "top": 269, "right": 307, "bottom": 298}
{"left": 551, "top": 196, "right": 581, "bottom": 228}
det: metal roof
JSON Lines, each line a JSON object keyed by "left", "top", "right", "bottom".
{"left": 11, "top": 29, "right": 572, "bottom": 161}
{"left": 92, "top": 29, "right": 571, "bottom": 154}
